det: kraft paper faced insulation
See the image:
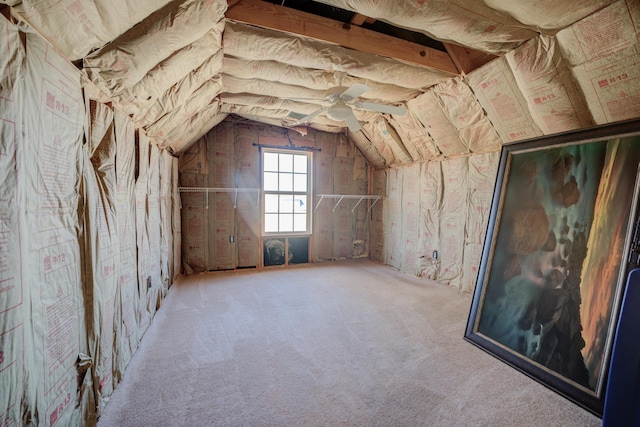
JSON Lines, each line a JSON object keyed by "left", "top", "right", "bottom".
{"left": 0, "top": 24, "right": 148, "bottom": 424}
{"left": 556, "top": 0, "right": 640, "bottom": 124}
{"left": 172, "top": 156, "right": 182, "bottom": 278}
{"left": 117, "top": 30, "right": 223, "bottom": 120}
{"left": 360, "top": 121, "right": 397, "bottom": 166}
{"left": 385, "top": 168, "right": 402, "bottom": 270}
{"left": 135, "top": 53, "right": 224, "bottom": 126}
{"left": 4, "top": 0, "right": 175, "bottom": 60}
{"left": 484, "top": 0, "right": 616, "bottom": 31}
{"left": 418, "top": 161, "right": 443, "bottom": 281}
{"left": 82, "top": 99, "right": 118, "bottom": 414}
{"left": 348, "top": 129, "right": 387, "bottom": 169}
{"left": 399, "top": 164, "right": 421, "bottom": 275}
{"left": 465, "top": 57, "right": 543, "bottom": 143}
{"left": 0, "top": 15, "right": 24, "bottom": 427}
{"left": 234, "top": 125, "right": 260, "bottom": 267}
{"left": 145, "top": 79, "right": 224, "bottom": 141}
{"left": 160, "top": 149, "right": 175, "bottom": 291}
{"left": 314, "top": 0, "right": 537, "bottom": 54}
{"left": 222, "top": 22, "right": 453, "bottom": 90}
{"left": 431, "top": 78, "right": 502, "bottom": 154}
{"left": 386, "top": 113, "right": 440, "bottom": 163}
{"left": 113, "top": 109, "right": 139, "bottom": 381}
{"left": 370, "top": 169, "right": 387, "bottom": 262}
{"left": 506, "top": 35, "right": 594, "bottom": 134}
{"left": 220, "top": 57, "right": 421, "bottom": 103}
{"left": 437, "top": 158, "right": 469, "bottom": 288}
{"left": 1, "top": 0, "right": 640, "bottom": 423}
{"left": 370, "top": 117, "right": 413, "bottom": 165}
{"left": 461, "top": 152, "right": 500, "bottom": 291}
{"left": 83, "top": 0, "right": 226, "bottom": 96}
{"left": 408, "top": 91, "right": 468, "bottom": 157}
{"left": 22, "top": 31, "right": 89, "bottom": 426}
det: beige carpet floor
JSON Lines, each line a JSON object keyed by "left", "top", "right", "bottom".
{"left": 97, "top": 259, "right": 600, "bottom": 426}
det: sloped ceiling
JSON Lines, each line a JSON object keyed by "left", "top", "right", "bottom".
{"left": 1, "top": 0, "right": 626, "bottom": 162}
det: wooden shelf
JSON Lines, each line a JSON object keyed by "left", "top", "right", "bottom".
{"left": 314, "top": 194, "right": 381, "bottom": 213}
{"left": 178, "top": 189, "right": 382, "bottom": 214}
{"left": 178, "top": 187, "right": 260, "bottom": 209}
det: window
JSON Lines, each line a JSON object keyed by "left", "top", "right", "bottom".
{"left": 262, "top": 150, "right": 311, "bottom": 234}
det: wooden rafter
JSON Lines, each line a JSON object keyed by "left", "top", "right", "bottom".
{"left": 350, "top": 13, "right": 368, "bottom": 26}
{"left": 226, "top": 0, "right": 458, "bottom": 75}
{"left": 444, "top": 42, "right": 498, "bottom": 75}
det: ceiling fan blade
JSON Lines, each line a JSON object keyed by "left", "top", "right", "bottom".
{"left": 285, "top": 96, "right": 330, "bottom": 103}
{"left": 343, "top": 110, "right": 361, "bottom": 132}
{"left": 291, "top": 107, "right": 329, "bottom": 126}
{"left": 287, "top": 111, "right": 307, "bottom": 120}
{"left": 340, "top": 83, "right": 371, "bottom": 101}
{"left": 354, "top": 101, "right": 406, "bottom": 115}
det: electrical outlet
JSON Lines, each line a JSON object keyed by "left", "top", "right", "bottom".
{"left": 432, "top": 250, "right": 438, "bottom": 260}
{"left": 229, "top": 235, "right": 235, "bottom": 243}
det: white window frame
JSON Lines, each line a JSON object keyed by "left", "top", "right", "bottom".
{"left": 261, "top": 148, "right": 312, "bottom": 236}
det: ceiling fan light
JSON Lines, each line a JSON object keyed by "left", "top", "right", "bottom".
{"left": 326, "top": 104, "right": 352, "bottom": 121}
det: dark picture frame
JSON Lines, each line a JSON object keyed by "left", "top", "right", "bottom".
{"left": 465, "top": 120, "right": 640, "bottom": 417}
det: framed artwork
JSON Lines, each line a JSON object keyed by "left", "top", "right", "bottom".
{"left": 465, "top": 120, "right": 640, "bottom": 416}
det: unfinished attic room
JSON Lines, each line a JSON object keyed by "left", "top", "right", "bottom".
{"left": 3, "top": 0, "right": 640, "bottom": 425}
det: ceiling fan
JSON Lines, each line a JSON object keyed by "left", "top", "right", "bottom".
{"left": 290, "top": 83, "right": 406, "bottom": 131}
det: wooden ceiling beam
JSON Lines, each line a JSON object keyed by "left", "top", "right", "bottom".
{"left": 227, "top": 0, "right": 458, "bottom": 75}
{"left": 350, "top": 13, "right": 368, "bottom": 26}
{"left": 444, "top": 42, "right": 498, "bottom": 74}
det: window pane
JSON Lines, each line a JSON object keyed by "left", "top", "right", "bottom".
{"left": 294, "top": 214, "right": 307, "bottom": 232}
{"left": 264, "top": 172, "right": 278, "bottom": 191}
{"left": 280, "top": 214, "right": 293, "bottom": 232}
{"left": 293, "top": 173, "right": 307, "bottom": 192}
{"left": 265, "top": 214, "right": 279, "bottom": 232}
{"left": 279, "top": 172, "right": 293, "bottom": 191}
{"left": 279, "top": 194, "right": 294, "bottom": 213}
{"left": 293, "top": 196, "right": 306, "bottom": 213}
{"left": 264, "top": 194, "right": 278, "bottom": 213}
{"left": 279, "top": 153, "right": 293, "bottom": 172}
{"left": 264, "top": 152, "right": 279, "bottom": 172}
{"left": 262, "top": 150, "right": 310, "bottom": 235}
{"left": 294, "top": 154, "right": 307, "bottom": 173}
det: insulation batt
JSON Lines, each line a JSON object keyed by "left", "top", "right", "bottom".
{"left": 84, "top": 0, "right": 227, "bottom": 96}
{"left": 313, "top": 0, "right": 536, "bottom": 54}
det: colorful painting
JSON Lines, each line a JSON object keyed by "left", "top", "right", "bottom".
{"left": 465, "top": 121, "right": 640, "bottom": 416}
